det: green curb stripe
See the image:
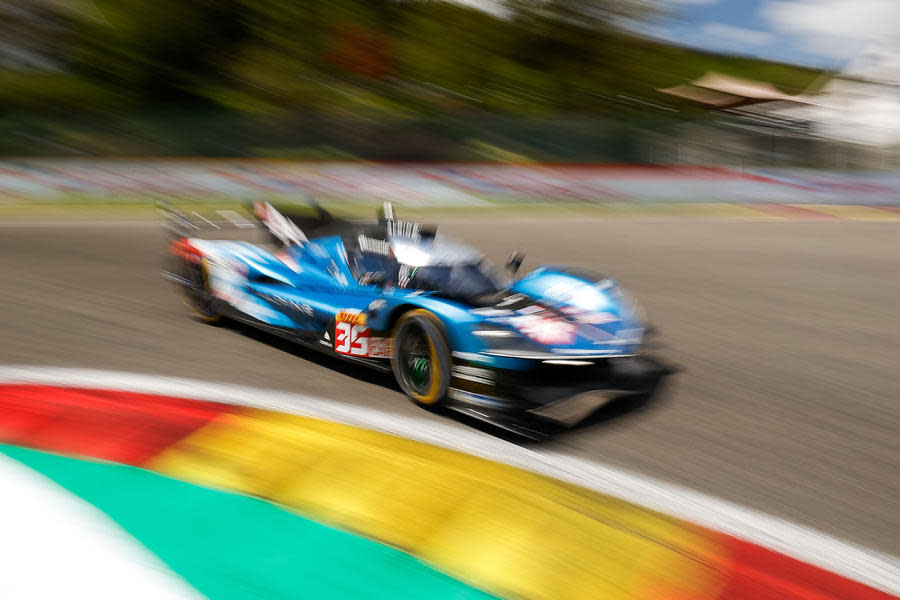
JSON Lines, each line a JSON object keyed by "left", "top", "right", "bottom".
{"left": 1, "top": 444, "right": 498, "bottom": 600}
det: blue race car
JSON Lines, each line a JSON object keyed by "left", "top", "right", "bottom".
{"left": 164, "top": 201, "right": 660, "bottom": 436}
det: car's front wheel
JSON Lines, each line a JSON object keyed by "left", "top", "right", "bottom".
{"left": 391, "top": 310, "right": 450, "bottom": 407}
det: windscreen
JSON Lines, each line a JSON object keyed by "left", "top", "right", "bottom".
{"left": 348, "top": 248, "right": 397, "bottom": 286}
{"left": 404, "top": 261, "right": 508, "bottom": 302}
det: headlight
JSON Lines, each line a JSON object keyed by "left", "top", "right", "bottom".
{"left": 471, "top": 324, "right": 545, "bottom": 354}
{"left": 472, "top": 327, "right": 517, "bottom": 338}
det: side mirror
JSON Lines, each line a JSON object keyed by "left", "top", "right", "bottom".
{"left": 506, "top": 250, "right": 525, "bottom": 274}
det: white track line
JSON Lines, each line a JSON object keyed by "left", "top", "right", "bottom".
{"left": 0, "top": 365, "right": 897, "bottom": 596}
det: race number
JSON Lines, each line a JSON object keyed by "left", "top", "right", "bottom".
{"left": 335, "top": 312, "right": 369, "bottom": 356}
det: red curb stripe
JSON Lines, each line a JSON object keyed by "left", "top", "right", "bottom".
{"left": 713, "top": 537, "right": 895, "bottom": 600}
{"left": 0, "top": 385, "right": 230, "bottom": 465}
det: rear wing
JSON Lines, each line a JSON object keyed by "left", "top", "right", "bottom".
{"left": 250, "top": 201, "right": 308, "bottom": 246}
{"left": 158, "top": 201, "right": 256, "bottom": 239}
{"left": 250, "top": 197, "right": 341, "bottom": 242}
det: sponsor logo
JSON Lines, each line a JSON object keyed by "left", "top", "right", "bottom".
{"left": 398, "top": 264, "right": 413, "bottom": 288}
{"left": 387, "top": 220, "right": 421, "bottom": 238}
{"left": 516, "top": 304, "right": 545, "bottom": 315}
{"left": 334, "top": 310, "right": 389, "bottom": 358}
{"left": 562, "top": 308, "right": 620, "bottom": 325}
{"left": 367, "top": 337, "right": 392, "bottom": 359}
{"left": 496, "top": 293, "right": 526, "bottom": 307}
{"left": 336, "top": 310, "right": 366, "bottom": 326}
{"left": 543, "top": 281, "right": 581, "bottom": 301}
{"left": 510, "top": 314, "right": 576, "bottom": 345}
{"left": 358, "top": 271, "right": 387, "bottom": 286}
{"left": 358, "top": 234, "right": 391, "bottom": 256}
{"left": 335, "top": 320, "right": 369, "bottom": 356}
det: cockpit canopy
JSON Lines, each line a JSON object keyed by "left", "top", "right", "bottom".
{"left": 348, "top": 223, "right": 508, "bottom": 302}
{"left": 259, "top": 200, "right": 510, "bottom": 303}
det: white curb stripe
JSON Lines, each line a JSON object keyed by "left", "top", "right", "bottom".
{"left": 0, "top": 451, "right": 202, "bottom": 599}
{"left": 0, "top": 365, "right": 897, "bottom": 596}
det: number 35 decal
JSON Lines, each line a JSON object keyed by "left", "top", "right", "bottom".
{"left": 335, "top": 320, "right": 369, "bottom": 356}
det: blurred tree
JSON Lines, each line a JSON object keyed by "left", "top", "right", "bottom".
{"left": 72, "top": 0, "right": 246, "bottom": 103}
{"left": 0, "top": 0, "right": 823, "bottom": 158}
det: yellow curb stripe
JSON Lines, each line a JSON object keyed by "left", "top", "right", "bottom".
{"left": 148, "top": 410, "right": 727, "bottom": 600}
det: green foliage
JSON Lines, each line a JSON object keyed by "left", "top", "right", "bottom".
{"left": 72, "top": 0, "right": 246, "bottom": 103}
{"left": 0, "top": 0, "right": 823, "bottom": 158}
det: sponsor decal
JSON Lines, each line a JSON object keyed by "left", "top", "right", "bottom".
{"left": 358, "top": 271, "right": 387, "bottom": 286}
{"left": 398, "top": 264, "right": 413, "bottom": 288}
{"left": 334, "top": 309, "right": 389, "bottom": 358}
{"left": 510, "top": 313, "right": 576, "bottom": 345}
{"left": 358, "top": 234, "right": 391, "bottom": 255}
{"left": 543, "top": 281, "right": 580, "bottom": 300}
{"left": 386, "top": 220, "right": 421, "bottom": 238}
{"left": 367, "top": 337, "right": 392, "bottom": 359}
{"left": 336, "top": 310, "right": 366, "bottom": 326}
{"left": 562, "top": 308, "right": 620, "bottom": 325}
{"left": 368, "top": 299, "right": 387, "bottom": 312}
{"left": 335, "top": 320, "right": 369, "bottom": 357}
{"left": 516, "top": 304, "right": 545, "bottom": 315}
{"left": 496, "top": 293, "right": 526, "bottom": 307}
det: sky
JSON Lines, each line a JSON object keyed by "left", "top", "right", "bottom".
{"left": 636, "top": 0, "right": 900, "bottom": 69}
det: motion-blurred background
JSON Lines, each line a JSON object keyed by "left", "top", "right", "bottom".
{"left": 1, "top": 3, "right": 899, "bottom": 595}
{"left": 1, "top": 0, "right": 898, "bottom": 166}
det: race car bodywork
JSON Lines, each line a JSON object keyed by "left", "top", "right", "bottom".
{"left": 164, "top": 201, "right": 661, "bottom": 436}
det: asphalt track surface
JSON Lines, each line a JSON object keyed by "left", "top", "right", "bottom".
{"left": 1, "top": 218, "right": 898, "bottom": 558}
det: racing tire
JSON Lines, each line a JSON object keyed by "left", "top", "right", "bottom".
{"left": 391, "top": 310, "right": 451, "bottom": 407}
{"left": 180, "top": 257, "right": 223, "bottom": 323}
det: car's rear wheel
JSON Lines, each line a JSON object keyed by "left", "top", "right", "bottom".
{"left": 392, "top": 310, "right": 450, "bottom": 407}
{"left": 180, "top": 257, "right": 222, "bottom": 323}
